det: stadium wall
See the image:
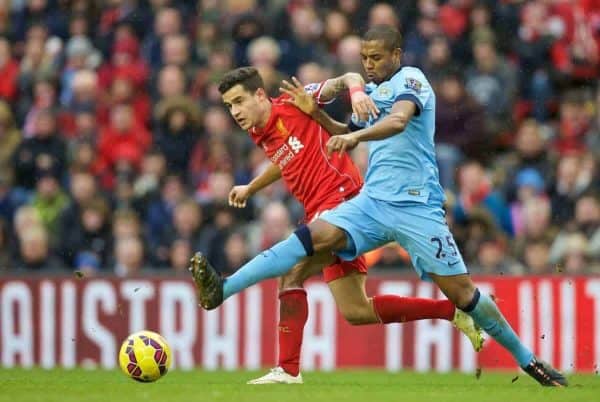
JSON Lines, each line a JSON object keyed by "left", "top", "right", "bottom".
{"left": 0, "top": 276, "right": 598, "bottom": 373}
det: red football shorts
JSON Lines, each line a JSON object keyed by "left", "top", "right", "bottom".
{"left": 322, "top": 255, "right": 368, "bottom": 283}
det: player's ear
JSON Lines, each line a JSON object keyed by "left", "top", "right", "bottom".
{"left": 255, "top": 87, "right": 268, "bottom": 101}
{"left": 393, "top": 48, "right": 402, "bottom": 65}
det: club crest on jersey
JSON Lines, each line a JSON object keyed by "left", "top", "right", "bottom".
{"left": 303, "top": 82, "right": 320, "bottom": 95}
{"left": 404, "top": 77, "right": 422, "bottom": 93}
{"left": 377, "top": 85, "right": 392, "bottom": 98}
{"left": 276, "top": 118, "right": 291, "bottom": 138}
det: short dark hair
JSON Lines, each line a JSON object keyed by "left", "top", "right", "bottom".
{"left": 218, "top": 67, "right": 264, "bottom": 94}
{"left": 363, "top": 25, "right": 403, "bottom": 51}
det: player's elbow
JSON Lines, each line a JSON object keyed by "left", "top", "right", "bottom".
{"left": 389, "top": 113, "right": 409, "bottom": 132}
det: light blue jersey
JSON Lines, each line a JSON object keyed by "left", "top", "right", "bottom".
{"left": 352, "top": 66, "right": 445, "bottom": 205}
{"left": 320, "top": 66, "right": 466, "bottom": 281}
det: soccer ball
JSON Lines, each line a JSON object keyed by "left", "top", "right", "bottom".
{"left": 119, "top": 330, "right": 172, "bottom": 382}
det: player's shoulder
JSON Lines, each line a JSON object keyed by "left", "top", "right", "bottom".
{"left": 392, "top": 66, "right": 428, "bottom": 84}
{"left": 391, "top": 66, "right": 431, "bottom": 93}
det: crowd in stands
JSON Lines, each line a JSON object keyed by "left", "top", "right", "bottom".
{"left": 0, "top": 0, "right": 598, "bottom": 277}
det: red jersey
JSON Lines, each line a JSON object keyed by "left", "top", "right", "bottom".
{"left": 249, "top": 82, "right": 363, "bottom": 220}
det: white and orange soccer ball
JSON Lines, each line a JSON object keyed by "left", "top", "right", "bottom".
{"left": 119, "top": 330, "right": 172, "bottom": 382}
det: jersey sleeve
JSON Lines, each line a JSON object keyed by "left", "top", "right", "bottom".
{"left": 303, "top": 81, "right": 335, "bottom": 106}
{"left": 391, "top": 69, "right": 432, "bottom": 116}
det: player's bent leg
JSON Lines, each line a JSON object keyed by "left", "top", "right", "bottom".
{"left": 430, "top": 273, "right": 568, "bottom": 387}
{"left": 328, "top": 271, "right": 379, "bottom": 325}
{"left": 249, "top": 253, "right": 335, "bottom": 385}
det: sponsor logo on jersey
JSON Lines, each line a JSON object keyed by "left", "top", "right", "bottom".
{"left": 288, "top": 136, "right": 304, "bottom": 154}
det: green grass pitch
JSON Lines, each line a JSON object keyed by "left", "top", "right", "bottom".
{"left": 0, "top": 369, "right": 598, "bottom": 402}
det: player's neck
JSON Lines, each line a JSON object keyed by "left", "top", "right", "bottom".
{"left": 255, "top": 100, "right": 272, "bottom": 129}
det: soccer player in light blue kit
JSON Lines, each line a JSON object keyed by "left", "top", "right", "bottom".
{"left": 190, "top": 25, "right": 567, "bottom": 386}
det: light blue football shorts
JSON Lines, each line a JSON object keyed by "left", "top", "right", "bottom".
{"left": 319, "top": 190, "right": 468, "bottom": 281}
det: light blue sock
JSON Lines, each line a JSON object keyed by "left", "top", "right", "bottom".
{"left": 223, "top": 233, "right": 308, "bottom": 299}
{"left": 464, "top": 289, "right": 534, "bottom": 367}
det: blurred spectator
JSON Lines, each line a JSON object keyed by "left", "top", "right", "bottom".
{"left": 501, "top": 119, "right": 554, "bottom": 202}
{"left": 60, "top": 35, "right": 102, "bottom": 107}
{"left": 60, "top": 197, "right": 111, "bottom": 267}
{"left": 154, "top": 64, "right": 187, "bottom": 103}
{"left": 278, "top": 6, "right": 326, "bottom": 76}
{"left": 335, "top": 35, "right": 362, "bottom": 74}
{"left": 146, "top": 174, "right": 186, "bottom": 252}
{"left": 554, "top": 90, "right": 594, "bottom": 155}
{"left": 403, "top": 16, "right": 440, "bottom": 67}
{"left": 12, "top": 108, "right": 67, "bottom": 191}
{"left": 549, "top": 193, "right": 600, "bottom": 264}
{"left": 423, "top": 35, "right": 458, "bottom": 87}
{"left": 513, "top": 2, "right": 556, "bottom": 122}
{"left": 465, "top": 36, "right": 517, "bottom": 136}
{"left": 549, "top": 0, "right": 600, "bottom": 82}
{"left": 247, "top": 36, "right": 286, "bottom": 96}
{"left": 0, "top": 37, "right": 19, "bottom": 102}
{"left": 509, "top": 168, "right": 548, "bottom": 237}
{"left": 0, "top": 101, "right": 22, "bottom": 183}
{"left": 454, "top": 160, "right": 514, "bottom": 236}
{"left": 155, "top": 198, "right": 208, "bottom": 266}
{"left": 470, "top": 235, "right": 524, "bottom": 275}
{"left": 323, "top": 10, "right": 351, "bottom": 57}
{"left": 133, "top": 150, "right": 167, "bottom": 202}
{"left": 168, "top": 237, "right": 192, "bottom": 273}
{"left": 98, "top": 33, "right": 149, "bottom": 94}
{"left": 435, "top": 70, "right": 486, "bottom": 189}
{"left": 550, "top": 154, "right": 594, "bottom": 225}
{"left": 58, "top": 169, "right": 98, "bottom": 246}
{"left": 247, "top": 201, "right": 292, "bottom": 255}
{"left": 522, "top": 239, "right": 553, "bottom": 275}
{"left": 14, "top": 225, "right": 64, "bottom": 270}
{"left": 114, "top": 235, "right": 144, "bottom": 276}
{"left": 95, "top": 104, "right": 152, "bottom": 189}
{"left": 30, "top": 169, "right": 68, "bottom": 241}
{"left": 112, "top": 209, "right": 141, "bottom": 240}
{"left": 368, "top": 3, "right": 400, "bottom": 30}
{"left": 221, "top": 231, "right": 250, "bottom": 275}
{"left": 141, "top": 7, "right": 183, "bottom": 69}
{"left": 153, "top": 96, "right": 201, "bottom": 175}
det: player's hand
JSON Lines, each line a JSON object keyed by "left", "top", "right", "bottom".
{"left": 326, "top": 133, "right": 359, "bottom": 157}
{"left": 350, "top": 90, "right": 379, "bottom": 121}
{"left": 228, "top": 185, "right": 252, "bottom": 208}
{"left": 280, "top": 77, "right": 318, "bottom": 116}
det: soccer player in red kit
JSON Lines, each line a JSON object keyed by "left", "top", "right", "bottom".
{"left": 203, "top": 67, "right": 482, "bottom": 384}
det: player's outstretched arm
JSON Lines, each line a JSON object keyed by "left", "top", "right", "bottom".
{"left": 228, "top": 163, "right": 282, "bottom": 208}
{"left": 280, "top": 77, "right": 350, "bottom": 136}
{"left": 326, "top": 100, "right": 416, "bottom": 156}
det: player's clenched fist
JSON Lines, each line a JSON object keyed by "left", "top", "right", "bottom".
{"left": 228, "top": 185, "right": 252, "bottom": 208}
{"left": 326, "top": 133, "right": 359, "bottom": 157}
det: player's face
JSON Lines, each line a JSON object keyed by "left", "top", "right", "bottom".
{"left": 360, "top": 40, "right": 401, "bottom": 84}
{"left": 222, "top": 84, "right": 267, "bottom": 130}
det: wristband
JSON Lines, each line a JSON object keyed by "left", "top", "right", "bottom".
{"left": 349, "top": 86, "right": 364, "bottom": 97}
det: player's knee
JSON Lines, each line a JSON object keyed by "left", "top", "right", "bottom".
{"left": 308, "top": 220, "right": 347, "bottom": 253}
{"left": 279, "top": 270, "right": 306, "bottom": 290}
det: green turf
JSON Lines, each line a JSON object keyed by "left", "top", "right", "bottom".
{"left": 0, "top": 369, "right": 597, "bottom": 402}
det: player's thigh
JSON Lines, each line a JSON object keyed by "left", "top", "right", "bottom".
{"left": 318, "top": 193, "right": 391, "bottom": 260}
{"left": 279, "top": 252, "right": 336, "bottom": 290}
{"left": 391, "top": 203, "right": 468, "bottom": 281}
{"left": 328, "top": 271, "right": 378, "bottom": 324}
